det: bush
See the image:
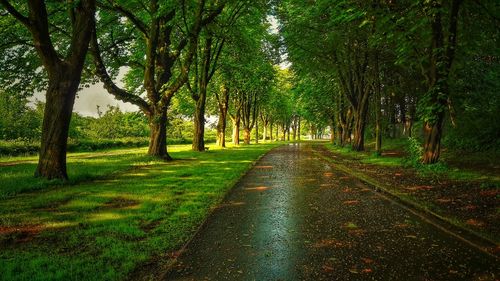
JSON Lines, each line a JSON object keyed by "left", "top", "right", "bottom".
{"left": 404, "top": 137, "right": 422, "bottom": 167}
{"left": 0, "top": 138, "right": 150, "bottom": 156}
{"left": 403, "top": 137, "right": 449, "bottom": 175}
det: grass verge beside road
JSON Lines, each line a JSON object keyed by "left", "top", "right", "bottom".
{"left": 0, "top": 142, "right": 280, "bottom": 281}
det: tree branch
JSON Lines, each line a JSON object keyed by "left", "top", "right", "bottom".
{"left": 0, "top": 0, "right": 31, "bottom": 27}
{"left": 100, "top": 0, "right": 149, "bottom": 37}
{"left": 90, "top": 27, "right": 150, "bottom": 113}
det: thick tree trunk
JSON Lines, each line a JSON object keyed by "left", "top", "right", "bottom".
{"left": 423, "top": 115, "right": 444, "bottom": 164}
{"left": 216, "top": 107, "right": 228, "bottom": 147}
{"left": 192, "top": 92, "right": 206, "bottom": 151}
{"left": 352, "top": 108, "right": 368, "bottom": 151}
{"left": 232, "top": 115, "right": 240, "bottom": 145}
{"left": 243, "top": 128, "right": 251, "bottom": 144}
{"left": 192, "top": 35, "right": 212, "bottom": 152}
{"left": 27, "top": 0, "right": 96, "bottom": 180}
{"left": 216, "top": 86, "right": 229, "bottom": 147}
{"left": 35, "top": 76, "right": 79, "bottom": 180}
{"left": 148, "top": 110, "right": 171, "bottom": 160}
{"left": 421, "top": 0, "right": 461, "bottom": 164}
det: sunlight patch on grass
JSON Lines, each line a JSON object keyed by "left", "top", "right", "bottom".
{"left": 0, "top": 142, "right": 281, "bottom": 281}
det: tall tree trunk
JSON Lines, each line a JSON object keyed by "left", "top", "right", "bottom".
{"left": 352, "top": 101, "right": 369, "bottom": 151}
{"left": 375, "top": 98, "right": 382, "bottom": 155}
{"left": 261, "top": 118, "right": 268, "bottom": 142}
{"left": 35, "top": 74, "right": 79, "bottom": 180}
{"left": 243, "top": 128, "right": 251, "bottom": 144}
{"left": 374, "top": 52, "right": 382, "bottom": 155}
{"left": 330, "top": 118, "right": 335, "bottom": 144}
{"left": 147, "top": 109, "right": 172, "bottom": 160}
{"left": 7, "top": 0, "right": 98, "bottom": 180}
{"left": 422, "top": 0, "right": 461, "bottom": 164}
{"left": 255, "top": 112, "right": 258, "bottom": 144}
{"left": 192, "top": 35, "right": 212, "bottom": 151}
{"left": 192, "top": 93, "right": 206, "bottom": 151}
{"left": 297, "top": 117, "right": 301, "bottom": 140}
{"left": 423, "top": 117, "right": 444, "bottom": 163}
{"left": 232, "top": 112, "right": 240, "bottom": 145}
{"left": 338, "top": 125, "right": 344, "bottom": 146}
{"left": 270, "top": 122, "right": 273, "bottom": 141}
{"left": 216, "top": 86, "right": 229, "bottom": 147}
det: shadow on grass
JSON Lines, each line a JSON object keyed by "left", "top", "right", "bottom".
{"left": 0, "top": 142, "right": 282, "bottom": 281}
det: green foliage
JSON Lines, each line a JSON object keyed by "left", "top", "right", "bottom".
{"left": 86, "top": 106, "right": 149, "bottom": 139}
{"left": 404, "top": 137, "right": 423, "bottom": 167}
{"left": 0, "top": 92, "right": 42, "bottom": 141}
{"left": 404, "top": 137, "right": 449, "bottom": 175}
{"left": 443, "top": 58, "right": 500, "bottom": 152}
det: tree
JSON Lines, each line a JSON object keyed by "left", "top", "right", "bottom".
{"left": 0, "top": 0, "right": 96, "bottom": 179}
{"left": 187, "top": 1, "right": 255, "bottom": 151}
{"left": 90, "top": 0, "right": 225, "bottom": 160}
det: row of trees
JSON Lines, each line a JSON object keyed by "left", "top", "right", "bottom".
{"left": 1, "top": 0, "right": 297, "bottom": 180}
{"left": 276, "top": 0, "right": 500, "bottom": 162}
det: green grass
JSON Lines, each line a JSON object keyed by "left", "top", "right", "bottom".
{"left": 325, "top": 138, "right": 499, "bottom": 183}
{"left": 0, "top": 142, "right": 281, "bottom": 281}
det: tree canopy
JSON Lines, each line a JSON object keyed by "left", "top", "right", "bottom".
{"left": 0, "top": 0, "right": 499, "bottom": 179}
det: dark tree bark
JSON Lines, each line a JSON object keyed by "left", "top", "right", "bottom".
{"left": 373, "top": 52, "right": 382, "bottom": 155}
{"left": 216, "top": 86, "right": 229, "bottom": 147}
{"left": 91, "top": 1, "right": 224, "bottom": 159}
{"left": 240, "top": 91, "right": 257, "bottom": 145}
{"left": 422, "top": 0, "right": 462, "bottom": 164}
{"left": 254, "top": 109, "right": 259, "bottom": 144}
{"left": 232, "top": 115, "right": 240, "bottom": 145}
{"left": 191, "top": 38, "right": 209, "bottom": 151}
{"left": 270, "top": 121, "right": 273, "bottom": 141}
{"left": 334, "top": 44, "right": 371, "bottom": 151}
{"left": 147, "top": 110, "right": 171, "bottom": 160}
{"left": 1, "top": 0, "right": 96, "bottom": 179}
{"left": 191, "top": 34, "right": 225, "bottom": 151}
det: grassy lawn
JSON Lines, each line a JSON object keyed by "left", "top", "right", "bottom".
{"left": 0, "top": 142, "right": 281, "bottom": 281}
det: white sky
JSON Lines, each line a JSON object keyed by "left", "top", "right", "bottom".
{"left": 31, "top": 78, "right": 139, "bottom": 117}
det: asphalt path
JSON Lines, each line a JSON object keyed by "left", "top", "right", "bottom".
{"left": 165, "top": 143, "right": 499, "bottom": 281}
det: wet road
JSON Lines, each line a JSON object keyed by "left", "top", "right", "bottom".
{"left": 165, "top": 143, "right": 499, "bottom": 281}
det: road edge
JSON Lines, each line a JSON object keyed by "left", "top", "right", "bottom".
{"left": 312, "top": 144, "right": 499, "bottom": 261}
{"left": 127, "top": 143, "right": 285, "bottom": 281}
